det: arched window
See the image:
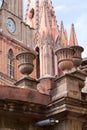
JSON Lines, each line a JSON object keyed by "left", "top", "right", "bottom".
{"left": 52, "top": 50, "right": 55, "bottom": 75}
{"left": 35, "top": 47, "right": 40, "bottom": 79}
{"left": 7, "top": 49, "right": 14, "bottom": 78}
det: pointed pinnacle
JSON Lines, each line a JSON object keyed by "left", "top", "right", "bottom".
{"left": 69, "top": 23, "right": 78, "bottom": 46}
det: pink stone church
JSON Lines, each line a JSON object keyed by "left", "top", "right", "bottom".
{"left": 0, "top": 0, "right": 87, "bottom": 130}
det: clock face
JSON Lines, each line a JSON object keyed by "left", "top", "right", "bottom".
{"left": 6, "top": 18, "right": 16, "bottom": 33}
{"left": 0, "top": 0, "right": 4, "bottom": 8}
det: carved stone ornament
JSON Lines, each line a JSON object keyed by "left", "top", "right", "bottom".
{"left": 16, "top": 51, "right": 36, "bottom": 77}
{"left": 55, "top": 47, "right": 74, "bottom": 74}
{"left": 70, "top": 45, "right": 84, "bottom": 69}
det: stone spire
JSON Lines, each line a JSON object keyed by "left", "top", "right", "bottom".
{"left": 25, "top": 0, "right": 58, "bottom": 79}
{"left": 60, "top": 21, "right": 68, "bottom": 46}
{"left": 25, "top": 0, "right": 58, "bottom": 42}
{"left": 39, "top": 0, "right": 51, "bottom": 36}
{"left": 69, "top": 24, "right": 78, "bottom": 46}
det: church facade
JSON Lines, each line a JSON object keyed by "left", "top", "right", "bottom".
{"left": 0, "top": 0, "right": 87, "bottom": 130}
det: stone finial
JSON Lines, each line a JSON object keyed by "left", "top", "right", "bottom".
{"left": 16, "top": 51, "right": 36, "bottom": 77}
{"left": 39, "top": 3, "right": 51, "bottom": 36}
{"left": 15, "top": 51, "right": 38, "bottom": 89}
{"left": 64, "top": 29, "right": 68, "bottom": 44}
{"left": 60, "top": 21, "right": 68, "bottom": 46}
{"left": 69, "top": 24, "right": 84, "bottom": 69}
{"left": 55, "top": 47, "right": 74, "bottom": 74}
{"left": 70, "top": 45, "right": 84, "bottom": 69}
{"left": 69, "top": 24, "right": 78, "bottom": 46}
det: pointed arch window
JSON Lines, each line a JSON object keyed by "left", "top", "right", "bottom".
{"left": 7, "top": 49, "right": 14, "bottom": 78}
{"left": 35, "top": 47, "right": 40, "bottom": 79}
{"left": 52, "top": 50, "right": 55, "bottom": 75}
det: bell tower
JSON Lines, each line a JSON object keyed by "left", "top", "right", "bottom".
{"left": 3, "top": 0, "right": 23, "bottom": 19}
{"left": 0, "top": 0, "right": 32, "bottom": 44}
{"left": 0, "top": 0, "right": 23, "bottom": 41}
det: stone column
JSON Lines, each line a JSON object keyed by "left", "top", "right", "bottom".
{"left": 37, "top": 75, "right": 55, "bottom": 95}
{"left": 42, "top": 43, "right": 53, "bottom": 77}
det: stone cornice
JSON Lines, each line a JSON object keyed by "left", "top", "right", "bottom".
{"left": 0, "top": 85, "right": 51, "bottom": 119}
{"left": 0, "top": 84, "right": 87, "bottom": 121}
{"left": 46, "top": 97, "right": 87, "bottom": 119}
{"left": 0, "top": 99, "right": 46, "bottom": 119}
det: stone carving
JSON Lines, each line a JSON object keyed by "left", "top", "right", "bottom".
{"left": 55, "top": 47, "right": 74, "bottom": 74}
{"left": 16, "top": 51, "right": 36, "bottom": 77}
{"left": 70, "top": 45, "right": 84, "bottom": 69}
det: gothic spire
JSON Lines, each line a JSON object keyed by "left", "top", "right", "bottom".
{"left": 39, "top": 0, "right": 51, "bottom": 36}
{"left": 69, "top": 24, "right": 78, "bottom": 46}
{"left": 25, "top": 0, "right": 59, "bottom": 42}
{"left": 60, "top": 21, "right": 68, "bottom": 46}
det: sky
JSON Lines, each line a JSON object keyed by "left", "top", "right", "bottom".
{"left": 23, "top": 0, "right": 87, "bottom": 58}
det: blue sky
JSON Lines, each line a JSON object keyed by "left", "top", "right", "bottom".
{"left": 23, "top": 0, "right": 87, "bottom": 57}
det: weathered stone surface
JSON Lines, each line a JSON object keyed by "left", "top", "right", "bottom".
{"left": 15, "top": 76, "right": 38, "bottom": 89}
{"left": 51, "top": 70, "right": 86, "bottom": 101}
{"left": 0, "top": 85, "right": 50, "bottom": 105}
{"left": 0, "top": 0, "right": 87, "bottom": 130}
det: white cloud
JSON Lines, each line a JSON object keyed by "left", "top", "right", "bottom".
{"left": 54, "top": 5, "right": 66, "bottom": 11}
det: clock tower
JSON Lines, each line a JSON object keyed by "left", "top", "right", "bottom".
{"left": 0, "top": 0, "right": 33, "bottom": 47}
{"left": 0, "top": 0, "right": 23, "bottom": 41}
{"left": 0, "top": 0, "right": 34, "bottom": 85}
{"left": 4, "top": 0, "right": 23, "bottom": 18}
